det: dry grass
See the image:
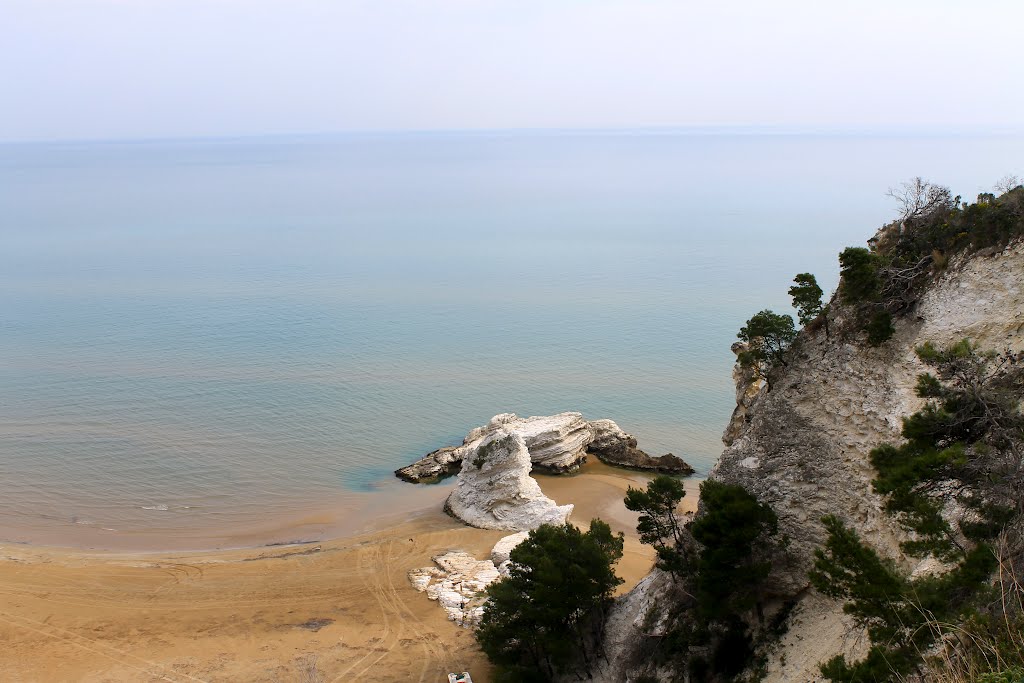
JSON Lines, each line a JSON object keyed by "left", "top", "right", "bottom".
{"left": 910, "top": 536, "right": 1024, "bottom": 683}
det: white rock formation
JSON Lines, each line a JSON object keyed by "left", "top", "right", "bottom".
{"left": 408, "top": 551, "right": 499, "bottom": 626}
{"left": 396, "top": 412, "right": 693, "bottom": 481}
{"left": 465, "top": 412, "right": 596, "bottom": 471}
{"left": 490, "top": 531, "right": 529, "bottom": 566}
{"left": 444, "top": 429, "right": 573, "bottom": 531}
{"left": 409, "top": 532, "right": 530, "bottom": 626}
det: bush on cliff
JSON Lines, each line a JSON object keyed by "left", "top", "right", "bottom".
{"left": 624, "top": 475, "right": 691, "bottom": 579}
{"left": 476, "top": 519, "right": 624, "bottom": 682}
{"left": 737, "top": 310, "right": 797, "bottom": 388}
{"left": 628, "top": 478, "right": 780, "bottom": 681}
{"left": 811, "top": 339, "right": 1023, "bottom": 681}
{"left": 691, "top": 480, "right": 779, "bottom": 626}
{"left": 831, "top": 181, "right": 1024, "bottom": 348}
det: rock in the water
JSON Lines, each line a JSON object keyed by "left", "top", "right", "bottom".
{"left": 444, "top": 429, "right": 573, "bottom": 531}
{"left": 394, "top": 446, "right": 461, "bottom": 483}
{"left": 588, "top": 418, "right": 696, "bottom": 474}
{"left": 397, "top": 412, "right": 695, "bottom": 482}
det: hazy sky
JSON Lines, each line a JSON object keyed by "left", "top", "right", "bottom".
{"left": 3, "top": 0, "right": 1023, "bottom": 142}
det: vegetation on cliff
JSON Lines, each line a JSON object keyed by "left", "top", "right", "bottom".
{"left": 720, "top": 179, "right": 1024, "bottom": 682}
{"left": 626, "top": 476, "right": 782, "bottom": 682}
{"left": 810, "top": 337, "right": 1023, "bottom": 681}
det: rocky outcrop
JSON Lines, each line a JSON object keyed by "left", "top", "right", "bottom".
{"left": 594, "top": 240, "right": 1024, "bottom": 683}
{"left": 408, "top": 551, "right": 500, "bottom": 626}
{"left": 589, "top": 419, "right": 695, "bottom": 473}
{"left": 396, "top": 412, "right": 694, "bottom": 482}
{"left": 394, "top": 446, "right": 461, "bottom": 483}
{"left": 722, "top": 342, "right": 764, "bottom": 446}
{"left": 409, "top": 532, "right": 529, "bottom": 626}
{"left": 444, "top": 429, "right": 573, "bottom": 531}
{"left": 490, "top": 531, "right": 529, "bottom": 567}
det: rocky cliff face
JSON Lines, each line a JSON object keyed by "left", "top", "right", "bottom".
{"left": 594, "top": 240, "right": 1024, "bottom": 683}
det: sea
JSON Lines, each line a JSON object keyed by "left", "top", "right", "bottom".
{"left": 2, "top": 129, "right": 1022, "bottom": 549}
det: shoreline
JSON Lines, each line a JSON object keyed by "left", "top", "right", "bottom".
{"left": 0, "top": 459, "right": 697, "bottom": 682}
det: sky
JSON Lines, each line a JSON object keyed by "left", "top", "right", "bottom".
{"left": 2, "top": 0, "right": 1023, "bottom": 142}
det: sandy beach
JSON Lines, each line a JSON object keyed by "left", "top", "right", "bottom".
{"left": 0, "top": 461, "right": 698, "bottom": 682}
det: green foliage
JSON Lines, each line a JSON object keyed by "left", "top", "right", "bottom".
{"left": 979, "top": 669, "right": 1024, "bottom": 683}
{"left": 737, "top": 309, "right": 797, "bottom": 384}
{"left": 476, "top": 520, "right": 624, "bottom": 681}
{"left": 865, "top": 310, "right": 895, "bottom": 346}
{"left": 838, "top": 247, "right": 881, "bottom": 303}
{"left": 810, "top": 516, "right": 910, "bottom": 642}
{"left": 635, "top": 481, "right": 781, "bottom": 682}
{"left": 789, "top": 273, "right": 825, "bottom": 327}
{"left": 868, "top": 340, "right": 1023, "bottom": 558}
{"left": 830, "top": 184, "right": 1024, "bottom": 349}
{"left": 691, "top": 480, "right": 779, "bottom": 622}
{"left": 812, "top": 340, "right": 1022, "bottom": 682}
{"left": 624, "top": 475, "right": 690, "bottom": 578}
{"left": 812, "top": 518, "right": 998, "bottom": 682}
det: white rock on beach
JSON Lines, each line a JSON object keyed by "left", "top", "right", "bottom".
{"left": 409, "top": 532, "right": 532, "bottom": 626}
{"left": 444, "top": 429, "right": 573, "bottom": 531}
{"left": 490, "top": 531, "right": 529, "bottom": 566}
{"left": 408, "top": 551, "right": 498, "bottom": 626}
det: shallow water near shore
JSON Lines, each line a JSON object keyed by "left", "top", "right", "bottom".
{"left": 2, "top": 129, "right": 1022, "bottom": 549}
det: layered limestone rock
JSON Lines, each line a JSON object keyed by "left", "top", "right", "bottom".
{"left": 409, "top": 532, "right": 529, "bottom": 626}
{"left": 489, "top": 530, "right": 529, "bottom": 574}
{"left": 589, "top": 419, "right": 695, "bottom": 473}
{"left": 723, "top": 342, "right": 764, "bottom": 446}
{"left": 444, "top": 430, "right": 573, "bottom": 531}
{"left": 396, "top": 412, "right": 693, "bottom": 482}
{"left": 593, "top": 240, "right": 1024, "bottom": 683}
{"left": 408, "top": 551, "right": 499, "bottom": 626}
{"left": 394, "top": 446, "right": 461, "bottom": 483}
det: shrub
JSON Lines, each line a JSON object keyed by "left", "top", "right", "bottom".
{"left": 476, "top": 520, "right": 624, "bottom": 682}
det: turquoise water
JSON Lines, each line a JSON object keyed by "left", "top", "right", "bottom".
{"left": 2, "top": 131, "right": 1021, "bottom": 548}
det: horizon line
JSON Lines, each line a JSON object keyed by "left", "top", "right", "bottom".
{"left": 4, "top": 123, "right": 1024, "bottom": 147}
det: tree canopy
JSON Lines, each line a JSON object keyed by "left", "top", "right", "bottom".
{"left": 788, "top": 272, "right": 825, "bottom": 327}
{"left": 624, "top": 475, "right": 690, "bottom": 579}
{"left": 737, "top": 309, "right": 797, "bottom": 386}
{"left": 691, "top": 480, "right": 779, "bottom": 623}
{"left": 476, "top": 520, "right": 624, "bottom": 682}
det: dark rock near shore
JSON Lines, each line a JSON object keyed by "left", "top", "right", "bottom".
{"left": 586, "top": 418, "right": 695, "bottom": 474}
{"left": 394, "top": 446, "right": 462, "bottom": 483}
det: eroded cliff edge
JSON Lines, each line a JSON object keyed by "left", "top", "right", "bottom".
{"left": 595, "top": 239, "right": 1024, "bottom": 683}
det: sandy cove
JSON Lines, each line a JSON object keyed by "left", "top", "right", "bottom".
{"left": 0, "top": 460, "right": 698, "bottom": 682}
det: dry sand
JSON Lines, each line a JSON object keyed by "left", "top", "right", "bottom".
{"left": 0, "top": 461, "right": 698, "bottom": 682}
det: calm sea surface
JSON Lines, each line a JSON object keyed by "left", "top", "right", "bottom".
{"left": 2, "top": 131, "right": 1022, "bottom": 548}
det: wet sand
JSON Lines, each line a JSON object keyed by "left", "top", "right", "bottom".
{"left": 0, "top": 461, "right": 698, "bottom": 682}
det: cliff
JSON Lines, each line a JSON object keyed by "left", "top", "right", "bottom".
{"left": 594, "top": 237, "right": 1024, "bottom": 682}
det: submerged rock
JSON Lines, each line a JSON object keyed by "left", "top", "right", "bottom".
{"left": 396, "top": 412, "right": 693, "bottom": 482}
{"left": 444, "top": 429, "right": 573, "bottom": 531}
